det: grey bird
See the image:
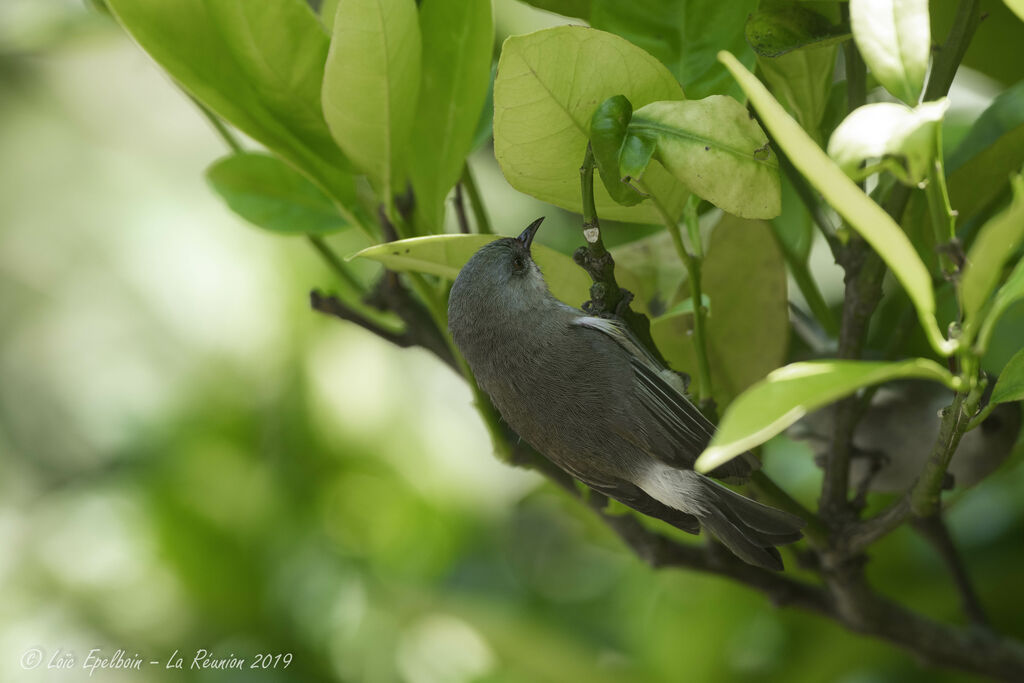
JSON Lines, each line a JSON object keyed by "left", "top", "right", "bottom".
{"left": 447, "top": 218, "right": 805, "bottom": 570}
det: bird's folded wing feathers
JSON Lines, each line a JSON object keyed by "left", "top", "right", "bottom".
{"left": 572, "top": 316, "right": 754, "bottom": 479}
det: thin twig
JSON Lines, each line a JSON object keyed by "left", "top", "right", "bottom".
{"left": 310, "top": 290, "right": 408, "bottom": 346}
{"left": 678, "top": 197, "right": 713, "bottom": 407}
{"left": 307, "top": 236, "right": 365, "bottom": 295}
{"left": 911, "top": 391, "right": 971, "bottom": 517}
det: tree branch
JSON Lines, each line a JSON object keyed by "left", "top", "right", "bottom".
{"left": 820, "top": 242, "right": 886, "bottom": 525}
{"left": 573, "top": 145, "right": 664, "bottom": 364}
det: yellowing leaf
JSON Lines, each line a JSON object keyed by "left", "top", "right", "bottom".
{"left": 494, "top": 26, "right": 687, "bottom": 224}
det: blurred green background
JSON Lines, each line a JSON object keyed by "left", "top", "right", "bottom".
{"left": 2, "top": 2, "right": 1024, "bottom": 682}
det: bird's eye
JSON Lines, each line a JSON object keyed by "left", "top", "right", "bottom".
{"left": 511, "top": 254, "right": 526, "bottom": 272}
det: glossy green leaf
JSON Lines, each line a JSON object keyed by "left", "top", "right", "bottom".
{"left": 827, "top": 99, "right": 949, "bottom": 185}
{"left": 947, "top": 80, "right": 1024, "bottom": 224}
{"left": 323, "top": 0, "right": 421, "bottom": 199}
{"left": 651, "top": 215, "right": 789, "bottom": 406}
{"left": 745, "top": 4, "right": 849, "bottom": 57}
{"left": 206, "top": 153, "right": 347, "bottom": 235}
{"left": 962, "top": 173, "right": 1024, "bottom": 334}
{"left": 494, "top": 26, "right": 687, "bottom": 224}
{"left": 590, "top": 96, "right": 645, "bottom": 206}
{"left": 350, "top": 235, "right": 591, "bottom": 306}
{"left": 106, "top": 0, "right": 360, "bottom": 220}
{"left": 408, "top": 0, "right": 493, "bottom": 232}
{"left": 758, "top": 44, "right": 838, "bottom": 142}
{"left": 590, "top": 0, "right": 758, "bottom": 100}
{"left": 620, "top": 133, "right": 657, "bottom": 183}
{"left": 850, "top": 0, "right": 930, "bottom": 104}
{"left": 720, "top": 51, "right": 954, "bottom": 356}
{"left": 991, "top": 346, "right": 1024, "bottom": 404}
{"left": 629, "top": 98, "right": 781, "bottom": 219}
{"left": 695, "top": 358, "right": 958, "bottom": 472}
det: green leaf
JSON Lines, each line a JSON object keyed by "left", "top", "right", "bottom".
{"left": 651, "top": 215, "right": 789, "bottom": 406}
{"left": 991, "top": 346, "right": 1024, "bottom": 404}
{"left": 628, "top": 98, "right": 781, "bottom": 219}
{"left": 620, "top": 133, "right": 657, "bottom": 183}
{"left": 323, "top": 0, "right": 421, "bottom": 200}
{"left": 106, "top": 0, "right": 360, "bottom": 220}
{"left": 827, "top": 99, "right": 949, "bottom": 185}
{"left": 408, "top": 0, "right": 493, "bottom": 232}
{"left": 962, "top": 173, "right": 1024, "bottom": 339}
{"left": 745, "top": 4, "right": 849, "bottom": 57}
{"left": 977, "top": 259, "right": 1024, "bottom": 354}
{"left": 206, "top": 153, "right": 348, "bottom": 235}
{"left": 720, "top": 50, "right": 954, "bottom": 356}
{"left": 590, "top": 0, "right": 759, "bottom": 100}
{"left": 694, "top": 358, "right": 958, "bottom": 472}
{"left": 589, "top": 96, "right": 646, "bottom": 207}
{"left": 494, "top": 26, "right": 687, "bottom": 224}
{"left": 350, "top": 235, "right": 592, "bottom": 306}
{"left": 757, "top": 43, "right": 838, "bottom": 142}
{"left": 947, "top": 80, "right": 1024, "bottom": 224}
{"left": 850, "top": 0, "right": 930, "bottom": 105}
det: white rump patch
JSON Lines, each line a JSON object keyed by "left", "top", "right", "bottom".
{"left": 637, "top": 462, "right": 710, "bottom": 517}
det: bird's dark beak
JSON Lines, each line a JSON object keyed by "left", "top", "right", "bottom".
{"left": 517, "top": 217, "right": 545, "bottom": 253}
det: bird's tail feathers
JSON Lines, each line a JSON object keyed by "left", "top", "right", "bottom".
{"left": 697, "top": 475, "right": 804, "bottom": 571}
{"left": 636, "top": 465, "right": 805, "bottom": 570}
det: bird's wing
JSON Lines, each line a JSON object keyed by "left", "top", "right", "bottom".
{"left": 572, "top": 316, "right": 755, "bottom": 479}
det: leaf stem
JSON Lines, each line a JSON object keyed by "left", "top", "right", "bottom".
{"left": 926, "top": 159, "right": 958, "bottom": 279}
{"left": 646, "top": 188, "right": 713, "bottom": 407}
{"left": 460, "top": 162, "right": 492, "bottom": 235}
